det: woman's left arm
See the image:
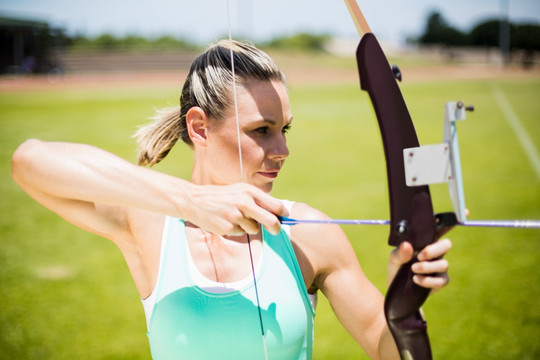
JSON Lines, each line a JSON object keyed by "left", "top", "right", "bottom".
{"left": 291, "top": 203, "right": 452, "bottom": 360}
{"left": 290, "top": 203, "right": 395, "bottom": 359}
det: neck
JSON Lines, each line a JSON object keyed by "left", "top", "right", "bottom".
{"left": 185, "top": 222, "right": 261, "bottom": 245}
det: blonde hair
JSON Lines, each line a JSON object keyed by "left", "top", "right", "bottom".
{"left": 134, "top": 40, "right": 286, "bottom": 166}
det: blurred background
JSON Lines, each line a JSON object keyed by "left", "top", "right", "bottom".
{"left": 1, "top": 1, "right": 539, "bottom": 359}
{"left": 0, "top": 0, "right": 539, "bottom": 75}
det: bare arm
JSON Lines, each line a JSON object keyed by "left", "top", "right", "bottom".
{"left": 290, "top": 203, "right": 450, "bottom": 360}
{"left": 312, "top": 228, "right": 399, "bottom": 360}
{"left": 11, "top": 139, "right": 287, "bottom": 243}
{"left": 289, "top": 203, "right": 395, "bottom": 359}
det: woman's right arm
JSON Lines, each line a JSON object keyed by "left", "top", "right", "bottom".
{"left": 11, "top": 139, "right": 286, "bottom": 242}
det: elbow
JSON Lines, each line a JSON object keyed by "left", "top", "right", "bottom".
{"left": 11, "top": 138, "right": 43, "bottom": 185}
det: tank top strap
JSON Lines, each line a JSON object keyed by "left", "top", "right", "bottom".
{"left": 158, "top": 217, "right": 190, "bottom": 301}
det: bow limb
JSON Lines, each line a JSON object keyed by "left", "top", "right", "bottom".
{"left": 344, "top": 1, "right": 455, "bottom": 359}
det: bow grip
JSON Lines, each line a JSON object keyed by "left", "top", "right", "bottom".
{"left": 385, "top": 259, "right": 432, "bottom": 360}
{"left": 383, "top": 212, "right": 456, "bottom": 360}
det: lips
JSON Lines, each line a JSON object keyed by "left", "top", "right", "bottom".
{"left": 258, "top": 170, "right": 279, "bottom": 178}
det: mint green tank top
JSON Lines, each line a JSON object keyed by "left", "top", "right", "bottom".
{"left": 146, "top": 216, "right": 315, "bottom": 360}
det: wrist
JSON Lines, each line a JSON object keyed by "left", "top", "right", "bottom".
{"left": 171, "top": 178, "right": 196, "bottom": 221}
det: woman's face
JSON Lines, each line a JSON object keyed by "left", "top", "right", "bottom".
{"left": 202, "top": 80, "right": 292, "bottom": 193}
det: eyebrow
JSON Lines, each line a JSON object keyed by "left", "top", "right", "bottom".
{"left": 255, "top": 117, "right": 293, "bottom": 126}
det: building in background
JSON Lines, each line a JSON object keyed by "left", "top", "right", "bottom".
{"left": 0, "top": 16, "right": 65, "bottom": 74}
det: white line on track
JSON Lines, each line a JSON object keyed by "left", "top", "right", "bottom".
{"left": 491, "top": 84, "right": 540, "bottom": 181}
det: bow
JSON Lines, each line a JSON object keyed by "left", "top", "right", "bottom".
{"left": 344, "top": 1, "right": 540, "bottom": 358}
{"left": 344, "top": 1, "right": 445, "bottom": 358}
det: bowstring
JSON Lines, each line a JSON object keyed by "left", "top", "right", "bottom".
{"left": 226, "top": 1, "right": 268, "bottom": 358}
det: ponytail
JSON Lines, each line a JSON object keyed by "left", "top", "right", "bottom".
{"left": 134, "top": 107, "right": 183, "bottom": 166}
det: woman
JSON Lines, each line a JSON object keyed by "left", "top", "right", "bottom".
{"left": 11, "top": 40, "right": 451, "bottom": 360}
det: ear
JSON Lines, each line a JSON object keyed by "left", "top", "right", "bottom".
{"left": 186, "top": 107, "right": 209, "bottom": 147}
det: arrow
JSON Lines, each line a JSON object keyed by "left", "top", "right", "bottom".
{"left": 279, "top": 216, "right": 540, "bottom": 229}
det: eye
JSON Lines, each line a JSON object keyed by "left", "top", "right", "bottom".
{"left": 254, "top": 126, "right": 268, "bottom": 135}
{"left": 282, "top": 123, "right": 291, "bottom": 134}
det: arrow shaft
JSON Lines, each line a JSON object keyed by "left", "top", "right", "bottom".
{"left": 279, "top": 217, "right": 540, "bottom": 229}
{"left": 279, "top": 218, "right": 390, "bottom": 226}
{"left": 460, "top": 220, "right": 540, "bottom": 229}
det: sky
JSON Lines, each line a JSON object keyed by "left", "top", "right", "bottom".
{"left": 0, "top": 0, "right": 539, "bottom": 45}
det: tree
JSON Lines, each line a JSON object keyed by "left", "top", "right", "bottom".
{"left": 469, "top": 20, "right": 506, "bottom": 47}
{"left": 513, "top": 24, "right": 540, "bottom": 51}
{"left": 418, "top": 11, "right": 468, "bottom": 46}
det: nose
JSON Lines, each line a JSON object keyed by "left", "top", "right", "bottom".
{"left": 268, "top": 134, "right": 289, "bottom": 161}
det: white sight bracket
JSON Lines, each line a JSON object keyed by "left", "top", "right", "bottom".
{"left": 403, "top": 101, "right": 471, "bottom": 223}
{"left": 281, "top": 100, "right": 540, "bottom": 229}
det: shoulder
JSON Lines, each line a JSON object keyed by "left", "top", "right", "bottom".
{"left": 288, "top": 201, "right": 347, "bottom": 246}
{"left": 287, "top": 202, "right": 359, "bottom": 290}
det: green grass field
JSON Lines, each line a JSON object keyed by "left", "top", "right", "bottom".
{"left": 1, "top": 65, "right": 539, "bottom": 359}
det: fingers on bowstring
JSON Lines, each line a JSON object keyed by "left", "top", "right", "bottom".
{"left": 218, "top": 190, "right": 278, "bottom": 236}
{"left": 252, "top": 189, "right": 289, "bottom": 217}
{"left": 236, "top": 215, "right": 262, "bottom": 235}
{"left": 246, "top": 187, "right": 289, "bottom": 235}
{"left": 240, "top": 201, "right": 283, "bottom": 235}
{"left": 211, "top": 215, "right": 244, "bottom": 236}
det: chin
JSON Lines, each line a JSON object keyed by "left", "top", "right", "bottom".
{"left": 259, "top": 182, "right": 274, "bottom": 194}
